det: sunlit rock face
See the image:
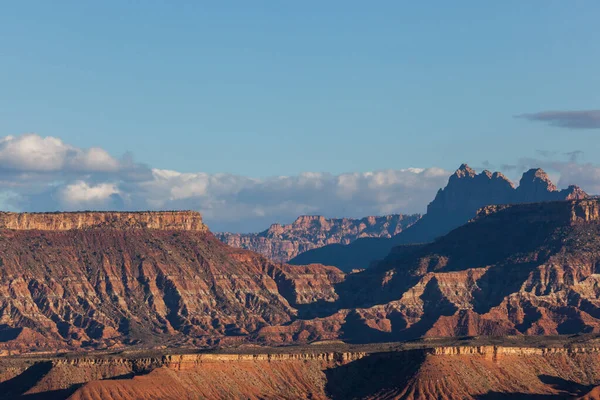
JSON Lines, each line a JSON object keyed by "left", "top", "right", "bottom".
{"left": 217, "top": 214, "right": 420, "bottom": 263}
{"left": 0, "top": 211, "right": 346, "bottom": 353}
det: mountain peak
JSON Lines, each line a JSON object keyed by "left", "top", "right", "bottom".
{"left": 453, "top": 163, "right": 476, "bottom": 178}
{"left": 517, "top": 168, "right": 558, "bottom": 197}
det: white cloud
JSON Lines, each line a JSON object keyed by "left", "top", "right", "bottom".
{"left": 0, "top": 134, "right": 70, "bottom": 171}
{"left": 17, "top": 133, "right": 600, "bottom": 232}
{"left": 136, "top": 167, "right": 451, "bottom": 231}
{"left": 0, "top": 134, "right": 120, "bottom": 172}
{"left": 6, "top": 133, "right": 600, "bottom": 232}
{"left": 59, "top": 181, "right": 121, "bottom": 209}
{"left": 70, "top": 147, "right": 120, "bottom": 172}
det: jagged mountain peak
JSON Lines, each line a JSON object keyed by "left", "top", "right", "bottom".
{"left": 518, "top": 168, "right": 558, "bottom": 192}
{"left": 289, "top": 164, "right": 589, "bottom": 272}
{"left": 451, "top": 163, "right": 477, "bottom": 179}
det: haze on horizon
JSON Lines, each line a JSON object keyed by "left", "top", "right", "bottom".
{"left": 1, "top": 2, "right": 599, "bottom": 231}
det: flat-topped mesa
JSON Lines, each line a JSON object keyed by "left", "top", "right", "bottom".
{"left": 474, "top": 199, "right": 600, "bottom": 225}
{"left": 0, "top": 211, "right": 209, "bottom": 231}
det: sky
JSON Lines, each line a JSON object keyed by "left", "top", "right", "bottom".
{"left": 1, "top": 2, "right": 599, "bottom": 232}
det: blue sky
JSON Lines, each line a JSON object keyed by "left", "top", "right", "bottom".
{"left": 1, "top": 2, "right": 599, "bottom": 231}
{"left": 2, "top": 1, "right": 599, "bottom": 176}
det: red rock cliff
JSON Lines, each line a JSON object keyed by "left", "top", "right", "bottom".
{"left": 0, "top": 211, "right": 208, "bottom": 231}
{"left": 216, "top": 214, "right": 420, "bottom": 263}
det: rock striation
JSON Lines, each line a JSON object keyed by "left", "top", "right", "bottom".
{"left": 0, "top": 211, "right": 345, "bottom": 353}
{"left": 0, "top": 211, "right": 208, "bottom": 231}
{"left": 216, "top": 214, "right": 420, "bottom": 264}
{"left": 266, "top": 199, "right": 600, "bottom": 344}
{"left": 5, "top": 346, "right": 600, "bottom": 399}
{"left": 290, "top": 164, "right": 588, "bottom": 271}
{"left": 7, "top": 199, "right": 600, "bottom": 355}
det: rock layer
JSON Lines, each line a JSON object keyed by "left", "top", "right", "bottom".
{"left": 0, "top": 211, "right": 208, "bottom": 231}
{"left": 4, "top": 346, "right": 600, "bottom": 399}
{"left": 269, "top": 199, "right": 600, "bottom": 344}
{"left": 6, "top": 199, "right": 600, "bottom": 353}
{"left": 217, "top": 214, "right": 420, "bottom": 264}
{"left": 0, "top": 213, "right": 344, "bottom": 353}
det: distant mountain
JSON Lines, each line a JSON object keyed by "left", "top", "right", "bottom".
{"left": 216, "top": 214, "right": 420, "bottom": 263}
{"left": 289, "top": 164, "right": 588, "bottom": 271}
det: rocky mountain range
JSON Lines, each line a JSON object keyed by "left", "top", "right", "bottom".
{"left": 268, "top": 199, "right": 600, "bottom": 343}
{"left": 216, "top": 214, "right": 420, "bottom": 264}
{"left": 4, "top": 198, "right": 600, "bottom": 398}
{"left": 2, "top": 197, "right": 600, "bottom": 353}
{"left": 289, "top": 164, "right": 588, "bottom": 271}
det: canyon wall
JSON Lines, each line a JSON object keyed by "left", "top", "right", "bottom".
{"left": 5, "top": 346, "right": 600, "bottom": 399}
{"left": 0, "top": 211, "right": 208, "bottom": 231}
{"left": 475, "top": 199, "right": 600, "bottom": 225}
{"left": 217, "top": 214, "right": 420, "bottom": 263}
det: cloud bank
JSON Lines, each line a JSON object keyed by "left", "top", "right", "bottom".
{"left": 516, "top": 110, "right": 600, "bottom": 129}
{"left": 0, "top": 134, "right": 453, "bottom": 232}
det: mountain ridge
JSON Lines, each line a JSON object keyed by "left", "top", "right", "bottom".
{"left": 262, "top": 198, "right": 600, "bottom": 344}
{"left": 289, "top": 164, "right": 588, "bottom": 271}
{"left": 216, "top": 214, "right": 420, "bottom": 263}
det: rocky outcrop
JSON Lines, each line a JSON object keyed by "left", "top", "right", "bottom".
{"left": 217, "top": 214, "right": 420, "bottom": 263}
{"left": 290, "top": 164, "right": 588, "bottom": 271}
{"left": 393, "top": 164, "right": 587, "bottom": 243}
{"left": 474, "top": 199, "right": 600, "bottom": 225}
{"left": 0, "top": 350, "right": 366, "bottom": 399}
{"left": 0, "top": 212, "right": 345, "bottom": 353}
{"left": 260, "top": 199, "right": 600, "bottom": 344}
{"left": 7, "top": 346, "right": 600, "bottom": 399}
{"left": 78, "top": 346, "right": 600, "bottom": 399}
{"left": 0, "top": 211, "right": 208, "bottom": 231}
{"left": 8, "top": 199, "right": 600, "bottom": 354}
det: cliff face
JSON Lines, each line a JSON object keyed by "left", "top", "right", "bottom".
{"left": 0, "top": 212, "right": 345, "bottom": 354}
{"left": 5, "top": 346, "right": 600, "bottom": 399}
{"left": 261, "top": 199, "right": 600, "bottom": 344}
{"left": 8, "top": 200, "right": 600, "bottom": 354}
{"left": 289, "top": 164, "right": 588, "bottom": 271}
{"left": 0, "top": 211, "right": 208, "bottom": 231}
{"left": 216, "top": 214, "right": 420, "bottom": 263}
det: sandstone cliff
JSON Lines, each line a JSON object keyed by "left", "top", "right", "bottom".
{"left": 261, "top": 199, "right": 600, "bottom": 344}
{"left": 0, "top": 211, "right": 344, "bottom": 354}
{"left": 290, "top": 164, "right": 588, "bottom": 271}
{"left": 7, "top": 200, "right": 600, "bottom": 353}
{"left": 0, "top": 211, "right": 208, "bottom": 231}
{"left": 4, "top": 345, "right": 600, "bottom": 399}
{"left": 216, "top": 214, "right": 420, "bottom": 264}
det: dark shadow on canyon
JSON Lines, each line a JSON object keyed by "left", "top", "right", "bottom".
{"left": 325, "top": 350, "right": 426, "bottom": 400}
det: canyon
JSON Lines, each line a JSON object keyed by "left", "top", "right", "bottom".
{"left": 0, "top": 175, "right": 600, "bottom": 398}
{"left": 216, "top": 214, "right": 420, "bottom": 266}
{"left": 262, "top": 199, "right": 600, "bottom": 344}
{"left": 4, "top": 199, "right": 600, "bottom": 352}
